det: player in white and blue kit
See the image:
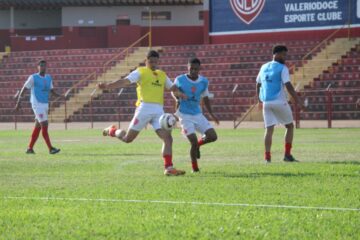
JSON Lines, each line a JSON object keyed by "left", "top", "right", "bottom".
{"left": 256, "top": 46, "right": 305, "bottom": 163}
{"left": 173, "top": 58, "right": 219, "bottom": 172}
{"left": 15, "top": 60, "right": 62, "bottom": 154}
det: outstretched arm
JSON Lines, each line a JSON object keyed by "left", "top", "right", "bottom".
{"left": 97, "top": 78, "right": 132, "bottom": 90}
{"left": 203, "top": 96, "right": 219, "bottom": 125}
{"left": 169, "top": 84, "right": 187, "bottom": 100}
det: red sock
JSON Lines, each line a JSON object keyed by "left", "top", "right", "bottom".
{"left": 265, "top": 152, "right": 271, "bottom": 160}
{"left": 163, "top": 155, "right": 173, "bottom": 169}
{"left": 285, "top": 143, "right": 292, "bottom": 156}
{"left": 198, "top": 139, "right": 204, "bottom": 147}
{"left": 109, "top": 127, "right": 117, "bottom": 137}
{"left": 192, "top": 161, "right": 199, "bottom": 171}
{"left": 41, "top": 126, "right": 53, "bottom": 150}
{"left": 28, "top": 126, "right": 41, "bottom": 149}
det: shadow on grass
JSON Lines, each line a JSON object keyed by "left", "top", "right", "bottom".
{"left": 67, "top": 153, "right": 158, "bottom": 157}
{"left": 202, "top": 171, "right": 315, "bottom": 178}
{"left": 203, "top": 170, "right": 359, "bottom": 178}
{"left": 324, "top": 161, "right": 360, "bottom": 165}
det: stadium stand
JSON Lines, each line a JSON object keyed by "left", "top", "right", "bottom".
{"left": 0, "top": 0, "right": 359, "bottom": 125}
{"left": 0, "top": 48, "right": 127, "bottom": 121}
{"left": 1, "top": 37, "right": 359, "bottom": 124}
{"left": 302, "top": 44, "right": 360, "bottom": 120}
{"left": 65, "top": 39, "right": 323, "bottom": 122}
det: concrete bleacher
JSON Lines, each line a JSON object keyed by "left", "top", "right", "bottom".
{"left": 0, "top": 48, "right": 127, "bottom": 121}
{"left": 302, "top": 44, "right": 360, "bottom": 120}
{"left": 68, "top": 40, "right": 322, "bottom": 122}
{"left": 3, "top": 39, "right": 359, "bottom": 123}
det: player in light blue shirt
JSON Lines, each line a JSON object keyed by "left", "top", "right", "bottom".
{"left": 256, "top": 45, "right": 305, "bottom": 163}
{"left": 15, "top": 60, "right": 62, "bottom": 154}
{"left": 173, "top": 58, "right": 219, "bottom": 172}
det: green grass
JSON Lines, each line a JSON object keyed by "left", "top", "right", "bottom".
{"left": 0, "top": 128, "right": 359, "bottom": 239}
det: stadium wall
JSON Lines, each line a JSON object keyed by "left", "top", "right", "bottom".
{"left": 0, "top": 5, "right": 205, "bottom": 51}
{"left": 2, "top": 1, "right": 360, "bottom": 51}
{"left": 0, "top": 30, "right": 10, "bottom": 49}
{"left": 62, "top": 6, "right": 203, "bottom": 27}
{"left": 8, "top": 25, "right": 204, "bottom": 51}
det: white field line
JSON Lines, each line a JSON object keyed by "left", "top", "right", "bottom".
{"left": 2, "top": 196, "right": 360, "bottom": 212}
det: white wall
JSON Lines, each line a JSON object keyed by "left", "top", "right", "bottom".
{"left": 0, "top": 5, "right": 202, "bottom": 29}
{"left": 62, "top": 5, "right": 203, "bottom": 27}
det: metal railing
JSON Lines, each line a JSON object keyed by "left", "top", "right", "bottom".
{"left": 293, "top": 87, "right": 360, "bottom": 129}
{"left": 6, "top": 85, "right": 360, "bottom": 130}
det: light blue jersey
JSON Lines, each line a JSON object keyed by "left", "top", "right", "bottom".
{"left": 25, "top": 73, "right": 53, "bottom": 104}
{"left": 257, "top": 61, "right": 288, "bottom": 102}
{"left": 175, "top": 74, "right": 209, "bottom": 115}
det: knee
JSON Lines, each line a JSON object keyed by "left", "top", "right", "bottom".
{"left": 265, "top": 128, "right": 274, "bottom": 137}
{"left": 163, "top": 135, "right": 173, "bottom": 145}
{"left": 286, "top": 123, "right": 294, "bottom": 129}
{"left": 190, "top": 139, "right": 198, "bottom": 148}
{"left": 40, "top": 122, "right": 48, "bottom": 128}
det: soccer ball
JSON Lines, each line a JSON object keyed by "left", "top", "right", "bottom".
{"left": 159, "top": 113, "right": 177, "bottom": 131}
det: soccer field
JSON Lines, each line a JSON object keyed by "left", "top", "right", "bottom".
{"left": 0, "top": 128, "right": 359, "bottom": 239}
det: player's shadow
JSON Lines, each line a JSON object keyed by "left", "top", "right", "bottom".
{"left": 68, "top": 153, "right": 159, "bottom": 157}
{"left": 205, "top": 170, "right": 359, "bottom": 178}
{"left": 204, "top": 171, "right": 316, "bottom": 178}
{"left": 324, "top": 161, "right": 360, "bottom": 165}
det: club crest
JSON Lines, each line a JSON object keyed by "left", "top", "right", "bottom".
{"left": 230, "top": 0, "right": 266, "bottom": 24}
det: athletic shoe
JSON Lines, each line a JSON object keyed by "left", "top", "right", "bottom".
{"left": 26, "top": 149, "right": 35, "bottom": 154}
{"left": 283, "top": 154, "right": 298, "bottom": 162}
{"left": 49, "top": 147, "right": 61, "bottom": 154}
{"left": 164, "top": 168, "right": 186, "bottom": 176}
{"left": 192, "top": 168, "right": 200, "bottom": 173}
{"left": 265, "top": 159, "right": 271, "bottom": 164}
{"left": 103, "top": 125, "right": 116, "bottom": 136}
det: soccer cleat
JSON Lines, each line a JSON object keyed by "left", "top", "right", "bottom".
{"left": 265, "top": 159, "right": 271, "bottom": 164}
{"left": 192, "top": 168, "right": 200, "bottom": 173}
{"left": 115, "top": 129, "right": 126, "bottom": 139}
{"left": 283, "top": 154, "right": 298, "bottom": 162}
{"left": 26, "top": 149, "right": 35, "bottom": 154}
{"left": 103, "top": 125, "right": 116, "bottom": 136}
{"left": 49, "top": 147, "right": 61, "bottom": 154}
{"left": 164, "top": 167, "right": 186, "bottom": 176}
{"left": 196, "top": 147, "right": 201, "bottom": 159}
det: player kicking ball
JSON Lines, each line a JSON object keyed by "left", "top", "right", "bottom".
{"left": 15, "top": 60, "right": 62, "bottom": 154}
{"left": 98, "top": 50, "right": 186, "bottom": 176}
{"left": 256, "top": 45, "right": 305, "bottom": 163}
{"left": 172, "top": 58, "right": 219, "bottom": 172}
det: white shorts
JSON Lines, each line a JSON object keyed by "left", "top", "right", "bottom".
{"left": 32, "top": 103, "right": 49, "bottom": 122}
{"left": 129, "top": 102, "right": 164, "bottom": 131}
{"left": 176, "top": 111, "right": 213, "bottom": 136}
{"left": 263, "top": 101, "right": 293, "bottom": 128}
